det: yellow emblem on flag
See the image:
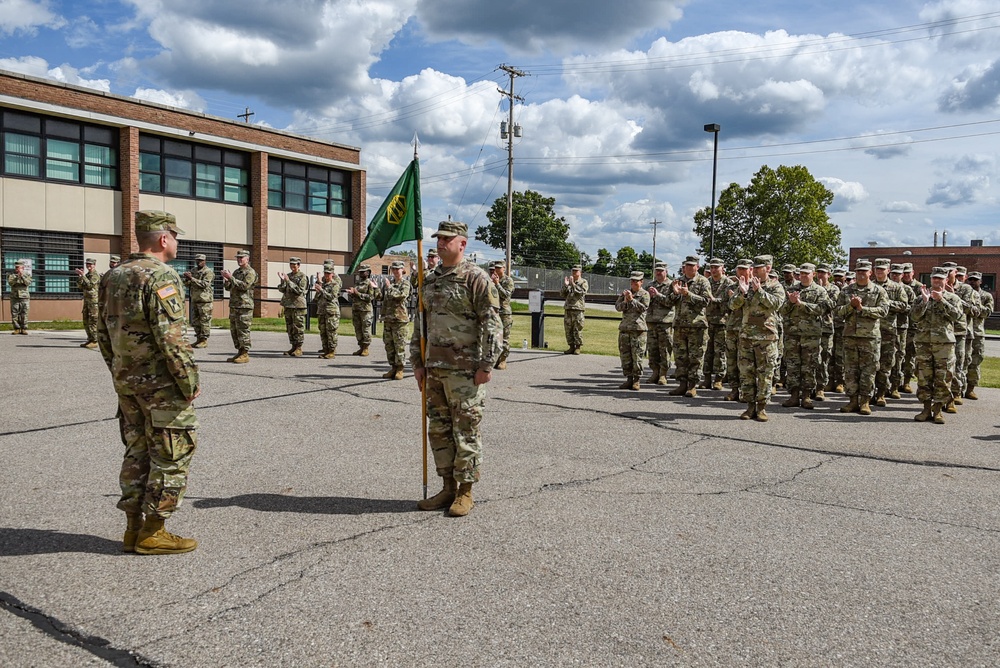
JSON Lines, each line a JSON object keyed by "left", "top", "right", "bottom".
{"left": 387, "top": 195, "right": 407, "bottom": 225}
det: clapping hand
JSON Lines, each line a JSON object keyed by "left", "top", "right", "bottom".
{"left": 787, "top": 290, "right": 800, "bottom": 304}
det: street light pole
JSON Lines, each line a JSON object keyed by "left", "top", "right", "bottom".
{"left": 649, "top": 219, "right": 661, "bottom": 275}
{"left": 704, "top": 123, "right": 721, "bottom": 259}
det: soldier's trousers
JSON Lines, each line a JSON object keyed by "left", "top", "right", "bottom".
{"left": 775, "top": 320, "right": 785, "bottom": 384}
{"left": 116, "top": 390, "right": 198, "bottom": 519}
{"left": 191, "top": 301, "right": 213, "bottom": 341}
{"left": 843, "top": 336, "right": 880, "bottom": 399}
{"left": 950, "top": 336, "right": 968, "bottom": 396}
{"left": 875, "top": 329, "right": 899, "bottom": 395}
{"left": 915, "top": 341, "right": 954, "bottom": 405}
{"left": 564, "top": 310, "right": 585, "bottom": 349}
{"left": 902, "top": 330, "right": 917, "bottom": 384}
{"left": 784, "top": 334, "right": 822, "bottom": 393}
{"left": 738, "top": 336, "right": 779, "bottom": 403}
{"left": 673, "top": 326, "right": 708, "bottom": 386}
{"left": 703, "top": 323, "right": 727, "bottom": 382}
{"left": 10, "top": 298, "right": 28, "bottom": 330}
{"left": 82, "top": 300, "right": 99, "bottom": 342}
{"left": 831, "top": 327, "right": 845, "bottom": 386}
{"left": 383, "top": 320, "right": 411, "bottom": 368}
{"left": 618, "top": 330, "right": 647, "bottom": 377}
{"left": 229, "top": 308, "right": 253, "bottom": 350}
{"left": 725, "top": 328, "right": 742, "bottom": 388}
{"left": 818, "top": 331, "right": 833, "bottom": 389}
{"left": 283, "top": 307, "right": 306, "bottom": 347}
{"left": 498, "top": 313, "right": 512, "bottom": 363}
{"left": 647, "top": 323, "right": 672, "bottom": 374}
{"left": 353, "top": 309, "right": 373, "bottom": 347}
{"left": 890, "top": 328, "right": 907, "bottom": 390}
{"left": 424, "top": 368, "right": 484, "bottom": 483}
{"left": 318, "top": 310, "right": 340, "bottom": 353}
{"left": 966, "top": 336, "right": 986, "bottom": 388}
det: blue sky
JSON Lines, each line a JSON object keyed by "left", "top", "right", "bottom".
{"left": 2, "top": 0, "right": 999, "bottom": 269}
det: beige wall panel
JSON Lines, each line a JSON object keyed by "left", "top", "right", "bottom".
{"left": 267, "top": 209, "right": 286, "bottom": 247}
{"left": 284, "top": 212, "right": 309, "bottom": 249}
{"left": 225, "top": 206, "right": 252, "bottom": 245}
{"left": 331, "top": 217, "right": 351, "bottom": 252}
{"left": 307, "top": 215, "right": 333, "bottom": 252}
{"left": 3, "top": 179, "right": 47, "bottom": 230}
{"left": 83, "top": 188, "right": 119, "bottom": 235}
{"left": 264, "top": 261, "right": 285, "bottom": 302}
{"left": 193, "top": 200, "right": 227, "bottom": 243}
{"left": 46, "top": 184, "right": 86, "bottom": 232}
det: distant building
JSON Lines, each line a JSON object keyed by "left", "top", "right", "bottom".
{"left": 0, "top": 69, "right": 366, "bottom": 322}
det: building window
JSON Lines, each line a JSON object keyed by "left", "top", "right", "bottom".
{"left": 167, "top": 240, "right": 225, "bottom": 300}
{"left": 139, "top": 135, "right": 249, "bottom": 204}
{"left": 0, "top": 109, "right": 117, "bottom": 188}
{"left": 1, "top": 228, "right": 83, "bottom": 297}
{"left": 268, "top": 158, "right": 350, "bottom": 217}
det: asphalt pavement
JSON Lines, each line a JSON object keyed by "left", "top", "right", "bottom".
{"left": 1, "top": 328, "right": 999, "bottom": 667}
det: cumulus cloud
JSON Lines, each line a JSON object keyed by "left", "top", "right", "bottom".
{"left": 133, "top": 88, "right": 206, "bottom": 111}
{"left": 927, "top": 175, "right": 990, "bottom": 207}
{"left": 416, "top": 0, "right": 685, "bottom": 54}
{"left": 0, "top": 0, "right": 65, "bottom": 35}
{"left": 851, "top": 131, "right": 915, "bottom": 159}
{"left": 0, "top": 56, "right": 110, "bottom": 91}
{"left": 881, "top": 201, "right": 921, "bottom": 213}
{"left": 938, "top": 58, "right": 1000, "bottom": 112}
{"left": 819, "top": 177, "right": 868, "bottom": 212}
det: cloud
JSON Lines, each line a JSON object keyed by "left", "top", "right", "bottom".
{"left": 0, "top": 56, "right": 110, "bottom": 91}
{"left": 0, "top": 0, "right": 65, "bottom": 35}
{"left": 881, "top": 201, "right": 921, "bottom": 213}
{"left": 851, "top": 131, "right": 915, "bottom": 159}
{"left": 938, "top": 58, "right": 1000, "bottom": 112}
{"left": 416, "top": 0, "right": 686, "bottom": 54}
{"left": 926, "top": 175, "right": 990, "bottom": 207}
{"left": 132, "top": 88, "right": 206, "bottom": 111}
{"left": 819, "top": 177, "right": 868, "bottom": 212}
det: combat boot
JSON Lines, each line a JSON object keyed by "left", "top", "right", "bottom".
{"left": 900, "top": 382, "right": 913, "bottom": 394}
{"left": 814, "top": 389, "right": 825, "bottom": 401}
{"left": 282, "top": 346, "right": 295, "bottom": 356}
{"left": 965, "top": 386, "right": 978, "bottom": 400}
{"left": 801, "top": 394, "right": 814, "bottom": 410}
{"left": 834, "top": 383, "right": 845, "bottom": 393}
{"left": 449, "top": 483, "right": 475, "bottom": 517}
{"left": 322, "top": 351, "right": 336, "bottom": 359}
{"left": 10, "top": 329, "right": 18, "bottom": 335}
{"left": 781, "top": 389, "right": 800, "bottom": 408}
{"left": 712, "top": 379, "right": 724, "bottom": 391}
{"left": 646, "top": 367, "right": 660, "bottom": 384}
{"left": 19, "top": 329, "right": 27, "bottom": 335}
{"left": 858, "top": 398, "right": 872, "bottom": 415}
{"left": 944, "top": 398, "right": 958, "bottom": 414}
{"left": 889, "top": 388, "right": 901, "bottom": 400}
{"left": 123, "top": 512, "right": 143, "bottom": 553}
{"left": 618, "top": 377, "right": 633, "bottom": 390}
{"left": 932, "top": 403, "right": 945, "bottom": 424}
{"left": 232, "top": 349, "right": 249, "bottom": 364}
{"left": 700, "top": 379, "right": 711, "bottom": 390}
{"left": 79, "top": 341, "right": 91, "bottom": 348}
{"left": 953, "top": 396, "right": 963, "bottom": 406}
{"left": 495, "top": 360, "right": 507, "bottom": 370}
{"left": 668, "top": 382, "right": 688, "bottom": 396}
{"left": 824, "top": 381, "right": 836, "bottom": 392}
{"left": 656, "top": 375, "right": 668, "bottom": 386}
{"left": 754, "top": 401, "right": 769, "bottom": 422}
{"left": 684, "top": 386, "right": 698, "bottom": 398}
{"left": 134, "top": 517, "right": 197, "bottom": 555}
{"left": 874, "top": 392, "right": 887, "bottom": 408}
{"left": 840, "top": 396, "right": 859, "bottom": 413}
{"left": 392, "top": 367, "right": 404, "bottom": 381}
{"left": 914, "top": 401, "right": 932, "bottom": 422}
{"left": 630, "top": 377, "right": 640, "bottom": 391}
{"left": 291, "top": 347, "right": 303, "bottom": 357}
{"left": 726, "top": 388, "right": 740, "bottom": 401}
{"left": 417, "top": 477, "right": 457, "bottom": 510}
{"left": 382, "top": 368, "right": 395, "bottom": 379}
{"left": 740, "top": 403, "right": 756, "bottom": 420}
{"left": 359, "top": 346, "right": 370, "bottom": 357}
{"left": 571, "top": 347, "right": 581, "bottom": 355}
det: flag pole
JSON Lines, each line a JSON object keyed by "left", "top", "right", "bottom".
{"left": 413, "top": 133, "right": 429, "bottom": 501}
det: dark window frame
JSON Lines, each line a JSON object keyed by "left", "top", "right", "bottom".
{"left": 268, "top": 157, "right": 350, "bottom": 218}
{"left": 1, "top": 228, "right": 84, "bottom": 298}
{"left": 167, "top": 240, "right": 225, "bottom": 300}
{"left": 139, "top": 134, "right": 249, "bottom": 205}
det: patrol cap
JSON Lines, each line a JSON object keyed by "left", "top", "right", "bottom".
{"left": 799, "top": 262, "right": 816, "bottom": 273}
{"left": 426, "top": 249, "right": 438, "bottom": 257}
{"left": 357, "top": 263, "right": 370, "bottom": 273}
{"left": 14, "top": 259, "right": 25, "bottom": 266}
{"left": 85, "top": 257, "right": 96, "bottom": 264}
{"left": 942, "top": 261, "right": 958, "bottom": 269}
{"left": 135, "top": 210, "right": 184, "bottom": 235}
{"left": 874, "top": 258, "right": 891, "bottom": 269}
{"left": 431, "top": 220, "right": 468, "bottom": 238}
{"left": 110, "top": 255, "right": 121, "bottom": 263}
{"left": 390, "top": 260, "right": 405, "bottom": 270}
{"left": 753, "top": 255, "right": 773, "bottom": 268}
{"left": 235, "top": 250, "right": 250, "bottom": 258}
{"left": 491, "top": 261, "right": 505, "bottom": 269}
{"left": 736, "top": 258, "right": 753, "bottom": 269}
{"left": 846, "top": 271, "right": 856, "bottom": 280}
{"left": 781, "top": 263, "right": 796, "bottom": 273}
{"left": 889, "top": 263, "right": 903, "bottom": 273}
{"left": 768, "top": 270, "right": 778, "bottom": 279}
{"left": 708, "top": 257, "right": 724, "bottom": 267}
{"left": 816, "top": 263, "right": 831, "bottom": 273}
{"left": 194, "top": 254, "right": 207, "bottom": 261}
{"left": 322, "top": 262, "right": 335, "bottom": 273}
{"left": 629, "top": 271, "right": 644, "bottom": 281}
{"left": 571, "top": 264, "right": 582, "bottom": 271}
{"left": 931, "top": 266, "right": 948, "bottom": 278}
{"left": 654, "top": 262, "right": 668, "bottom": 271}
{"left": 683, "top": 255, "right": 700, "bottom": 266}
{"left": 855, "top": 259, "right": 872, "bottom": 271}
{"left": 967, "top": 271, "right": 982, "bottom": 280}
{"left": 956, "top": 266, "right": 967, "bottom": 275}
{"left": 832, "top": 267, "right": 846, "bottom": 277}
{"left": 288, "top": 256, "right": 302, "bottom": 264}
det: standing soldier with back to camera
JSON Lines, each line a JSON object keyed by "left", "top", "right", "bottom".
{"left": 76, "top": 257, "right": 101, "bottom": 348}
{"left": 560, "top": 264, "right": 589, "bottom": 354}
{"left": 348, "top": 263, "right": 377, "bottom": 356}
{"left": 183, "top": 253, "right": 215, "bottom": 348}
{"left": 836, "top": 259, "right": 889, "bottom": 415}
{"left": 616, "top": 271, "right": 650, "bottom": 391}
{"left": 490, "top": 261, "right": 515, "bottom": 370}
{"left": 380, "top": 260, "right": 411, "bottom": 380}
{"left": 314, "top": 261, "right": 342, "bottom": 359}
{"left": 910, "top": 267, "right": 963, "bottom": 424}
{"left": 7, "top": 259, "right": 32, "bottom": 334}
{"left": 778, "top": 263, "right": 831, "bottom": 410}
{"left": 221, "top": 249, "right": 256, "bottom": 364}
{"left": 277, "top": 257, "right": 308, "bottom": 357}
{"left": 666, "top": 255, "right": 713, "bottom": 398}
{"left": 97, "top": 210, "right": 200, "bottom": 555}
{"left": 731, "top": 255, "right": 785, "bottom": 421}
{"left": 645, "top": 263, "right": 674, "bottom": 385}
{"left": 703, "top": 258, "right": 734, "bottom": 390}
{"left": 964, "top": 271, "right": 993, "bottom": 400}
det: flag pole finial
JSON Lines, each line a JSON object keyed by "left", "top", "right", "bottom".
{"left": 412, "top": 131, "right": 420, "bottom": 159}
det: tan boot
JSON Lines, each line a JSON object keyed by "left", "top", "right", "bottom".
{"left": 740, "top": 403, "right": 756, "bottom": 420}
{"left": 726, "top": 389, "right": 740, "bottom": 401}
{"left": 495, "top": 360, "right": 507, "bottom": 370}
{"left": 712, "top": 380, "right": 724, "bottom": 391}
{"left": 322, "top": 351, "right": 336, "bottom": 359}
{"left": 232, "top": 349, "right": 249, "bottom": 364}
{"left": 656, "top": 376, "right": 668, "bottom": 386}
{"left": 282, "top": 347, "right": 294, "bottom": 356}
{"left": 858, "top": 398, "right": 872, "bottom": 415}
{"left": 874, "top": 392, "right": 886, "bottom": 407}
{"left": 840, "top": 396, "right": 860, "bottom": 413}
{"left": 359, "top": 346, "right": 370, "bottom": 357}
{"left": 668, "top": 381, "right": 688, "bottom": 396}
{"left": 889, "top": 388, "right": 901, "bottom": 400}
{"left": 900, "top": 382, "right": 913, "bottom": 394}
{"left": 291, "top": 347, "right": 303, "bottom": 357}
{"left": 123, "top": 512, "right": 143, "bottom": 553}
{"left": 417, "top": 477, "right": 457, "bottom": 510}
{"left": 618, "top": 377, "right": 633, "bottom": 390}
{"left": 382, "top": 368, "right": 395, "bottom": 379}
{"left": 571, "top": 347, "right": 581, "bottom": 355}
{"left": 801, "top": 394, "right": 814, "bottom": 409}
{"left": 932, "top": 403, "right": 945, "bottom": 424}
{"left": 953, "top": 396, "right": 964, "bottom": 406}
{"left": 944, "top": 398, "right": 958, "bottom": 413}
{"left": 392, "top": 367, "right": 404, "bottom": 381}
{"left": 813, "top": 389, "right": 825, "bottom": 401}
{"left": 754, "top": 401, "right": 769, "bottom": 422}
{"left": 684, "top": 386, "right": 698, "bottom": 398}
{"left": 914, "top": 401, "right": 932, "bottom": 422}
{"left": 134, "top": 517, "right": 197, "bottom": 555}
{"left": 630, "top": 377, "right": 640, "bottom": 391}
{"left": 193, "top": 339, "right": 208, "bottom": 349}
{"left": 965, "top": 386, "right": 978, "bottom": 400}
{"left": 449, "top": 483, "right": 475, "bottom": 517}
{"left": 646, "top": 367, "right": 660, "bottom": 384}
{"left": 782, "top": 389, "right": 800, "bottom": 408}
{"left": 834, "top": 383, "right": 845, "bottom": 393}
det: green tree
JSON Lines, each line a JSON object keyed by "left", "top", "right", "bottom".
{"left": 475, "top": 190, "right": 580, "bottom": 268}
{"left": 693, "top": 164, "right": 846, "bottom": 269}
{"left": 636, "top": 250, "right": 656, "bottom": 275}
{"left": 589, "top": 248, "right": 613, "bottom": 274}
{"left": 611, "top": 246, "right": 640, "bottom": 277}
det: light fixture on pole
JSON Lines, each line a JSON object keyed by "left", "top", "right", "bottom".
{"left": 649, "top": 219, "right": 661, "bottom": 275}
{"left": 704, "top": 123, "right": 721, "bottom": 259}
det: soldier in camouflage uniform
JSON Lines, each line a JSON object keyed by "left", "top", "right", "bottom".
{"left": 871, "top": 258, "right": 910, "bottom": 406}
{"left": 560, "top": 265, "right": 589, "bottom": 354}
{"left": 182, "top": 254, "right": 215, "bottom": 348}
{"left": 943, "top": 262, "right": 981, "bottom": 413}
{"left": 277, "top": 257, "right": 308, "bottom": 357}
{"left": 348, "top": 264, "right": 377, "bottom": 356}
{"left": 314, "top": 261, "right": 342, "bottom": 359}
{"left": 731, "top": 255, "right": 785, "bottom": 421}
{"left": 814, "top": 264, "right": 839, "bottom": 400}
{"left": 412, "top": 220, "right": 502, "bottom": 518}
{"left": 380, "top": 261, "right": 411, "bottom": 380}
{"left": 666, "top": 255, "right": 713, "bottom": 397}
{"left": 6, "top": 260, "right": 32, "bottom": 334}
{"left": 76, "top": 257, "right": 101, "bottom": 348}
{"left": 775, "top": 264, "right": 799, "bottom": 389}
{"left": 910, "top": 267, "right": 963, "bottom": 424}
{"left": 723, "top": 259, "right": 752, "bottom": 401}
{"left": 616, "top": 271, "right": 650, "bottom": 391}
{"left": 835, "top": 260, "right": 889, "bottom": 415}
{"left": 888, "top": 264, "right": 914, "bottom": 397}
{"left": 778, "top": 263, "right": 831, "bottom": 409}
{"left": 221, "top": 249, "right": 256, "bottom": 363}
{"left": 490, "top": 261, "right": 515, "bottom": 370}
{"left": 964, "top": 271, "right": 993, "bottom": 400}
{"left": 703, "top": 258, "right": 734, "bottom": 390}
{"left": 96, "top": 210, "right": 200, "bottom": 555}
{"left": 645, "top": 263, "right": 674, "bottom": 385}
{"left": 899, "top": 262, "right": 923, "bottom": 393}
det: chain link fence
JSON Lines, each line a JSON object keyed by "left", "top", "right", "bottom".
{"left": 510, "top": 265, "right": 632, "bottom": 296}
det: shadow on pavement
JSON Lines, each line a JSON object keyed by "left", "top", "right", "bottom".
{"left": 0, "top": 528, "right": 121, "bottom": 556}
{"left": 192, "top": 493, "right": 415, "bottom": 515}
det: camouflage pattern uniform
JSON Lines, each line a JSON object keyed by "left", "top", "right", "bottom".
{"left": 277, "top": 263, "right": 308, "bottom": 352}
{"left": 776, "top": 268, "right": 800, "bottom": 387}
{"left": 947, "top": 269, "right": 981, "bottom": 399}
{"left": 351, "top": 269, "right": 377, "bottom": 349}
{"left": 723, "top": 259, "right": 752, "bottom": 399}
{"left": 835, "top": 267, "right": 889, "bottom": 407}
{"left": 560, "top": 270, "right": 589, "bottom": 352}
{"left": 224, "top": 257, "right": 256, "bottom": 353}
{"left": 731, "top": 260, "right": 785, "bottom": 413}
{"left": 891, "top": 268, "right": 917, "bottom": 393}
{"left": 411, "top": 258, "right": 502, "bottom": 484}
{"left": 666, "top": 258, "right": 713, "bottom": 392}
{"left": 314, "top": 265, "right": 342, "bottom": 356}
{"left": 381, "top": 267, "right": 412, "bottom": 372}
{"left": 78, "top": 265, "right": 101, "bottom": 344}
{"left": 965, "top": 276, "right": 993, "bottom": 395}
{"left": 830, "top": 269, "right": 848, "bottom": 391}
{"left": 899, "top": 266, "right": 924, "bottom": 390}
{"left": 615, "top": 274, "right": 650, "bottom": 383}
{"left": 645, "top": 267, "right": 674, "bottom": 382}
{"left": 6, "top": 265, "right": 32, "bottom": 332}
{"left": 491, "top": 265, "right": 515, "bottom": 367}
{"left": 778, "top": 266, "right": 831, "bottom": 406}
{"left": 183, "top": 258, "right": 215, "bottom": 344}
{"left": 910, "top": 271, "right": 963, "bottom": 415}
{"left": 704, "top": 267, "right": 735, "bottom": 388}
{"left": 871, "top": 264, "right": 910, "bottom": 403}
{"left": 96, "top": 213, "right": 199, "bottom": 525}
{"left": 817, "top": 271, "right": 840, "bottom": 394}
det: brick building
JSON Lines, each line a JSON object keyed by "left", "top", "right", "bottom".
{"left": 0, "top": 69, "right": 366, "bottom": 321}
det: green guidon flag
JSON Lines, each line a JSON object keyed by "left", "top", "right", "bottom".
{"left": 348, "top": 158, "right": 422, "bottom": 274}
